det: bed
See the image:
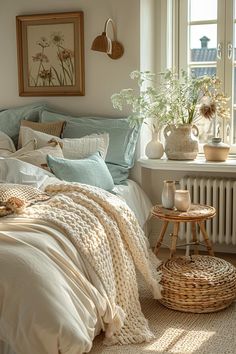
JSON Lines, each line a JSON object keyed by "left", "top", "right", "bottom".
{"left": 0, "top": 105, "right": 161, "bottom": 354}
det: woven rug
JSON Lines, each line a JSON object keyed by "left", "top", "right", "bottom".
{"left": 90, "top": 277, "right": 236, "bottom": 354}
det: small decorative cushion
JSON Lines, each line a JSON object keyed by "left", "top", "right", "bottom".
{"left": 18, "top": 120, "right": 65, "bottom": 148}
{"left": 40, "top": 110, "right": 140, "bottom": 184}
{"left": 12, "top": 142, "right": 64, "bottom": 168}
{"left": 0, "top": 131, "right": 16, "bottom": 157}
{"left": 0, "top": 103, "right": 47, "bottom": 146}
{"left": 47, "top": 152, "right": 115, "bottom": 192}
{"left": 20, "top": 127, "right": 109, "bottom": 160}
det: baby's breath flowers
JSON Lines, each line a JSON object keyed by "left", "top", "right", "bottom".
{"left": 111, "top": 69, "right": 230, "bottom": 132}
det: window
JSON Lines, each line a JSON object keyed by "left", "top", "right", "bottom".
{"left": 176, "top": 0, "right": 236, "bottom": 152}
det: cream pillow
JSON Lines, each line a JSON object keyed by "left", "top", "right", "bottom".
{"left": 10, "top": 140, "right": 37, "bottom": 158}
{"left": 0, "top": 132, "right": 16, "bottom": 157}
{"left": 18, "top": 120, "right": 65, "bottom": 147}
{"left": 20, "top": 127, "right": 109, "bottom": 160}
{"left": 11, "top": 143, "right": 64, "bottom": 168}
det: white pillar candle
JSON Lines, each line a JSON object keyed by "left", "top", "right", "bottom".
{"left": 174, "top": 190, "right": 191, "bottom": 212}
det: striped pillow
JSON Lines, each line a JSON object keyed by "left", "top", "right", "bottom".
{"left": 20, "top": 127, "right": 109, "bottom": 160}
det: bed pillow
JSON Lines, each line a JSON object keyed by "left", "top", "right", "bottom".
{"left": 18, "top": 120, "right": 65, "bottom": 148}
{"left": 47, "top": 152, "right": 115, "bottom": 192}
{"left": 11, "top": 142, "right": 64, "bottom": 168}
{"left": 9, "top": 140, "right": 37, "bottom": 158}
{"left": 20, "top": 127, "right": 109, "bottom": 160}
{"left": 0, "top": 158, "right": 53, "bottom": 188}
{"left": 0, "top": 103, "right": 47, "bottom": 146}
{"left": 40, "top": 110, "right": 140, "bottom": 184}
{"left": 0, "top": 131, "right": 16, "bottom": 157}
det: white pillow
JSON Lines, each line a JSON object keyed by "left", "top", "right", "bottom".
{"left": 0, "top": 132, "right": 16, "bottom": 156}
{"left": 10, "top": 139, "right": 36, "bottom": 158}
{"left": 0, "top": 158, "right": 53, "bottom": 188}
{"left": 11, "top": 143, "right": 64, "bottom": 168}
{"left": 20, "top": 127, "right": 109, "bottom": 160}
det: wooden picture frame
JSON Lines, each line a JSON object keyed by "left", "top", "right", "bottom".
{"left": 16, "top": 12, "right": 85, "bottom": 96}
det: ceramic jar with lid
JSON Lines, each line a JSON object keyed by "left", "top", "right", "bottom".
{"left": 203, "top": 137, "right": 230, "bottom": 162}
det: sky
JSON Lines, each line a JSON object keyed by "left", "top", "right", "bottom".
{"left": 189, "top": 0, "right": 217, "bottom": 49}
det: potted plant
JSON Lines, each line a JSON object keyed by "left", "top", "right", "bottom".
{"left": 111, "top": 69, "right": 230, "bottom": 160}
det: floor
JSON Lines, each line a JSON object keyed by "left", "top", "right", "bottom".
{"left": 90, "top": 247, "right": 236, "bottom": 354}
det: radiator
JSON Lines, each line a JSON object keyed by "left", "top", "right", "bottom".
{"left": 179, "top": 177, "right": 236, "bottom": 245}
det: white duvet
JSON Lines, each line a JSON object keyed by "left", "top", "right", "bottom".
{"left": 0, "top": 219, "right": 112, "bottom": 354}
{"left": 0, "top": 159, "right": 154, "bottom": 354}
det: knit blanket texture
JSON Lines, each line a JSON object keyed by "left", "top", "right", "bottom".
{"left": 19, "top": 183, "right": 162, "bottom": 345}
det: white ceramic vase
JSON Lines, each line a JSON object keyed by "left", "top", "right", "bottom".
{"left": 161, "top": 180, "right": 176, "bottom": 209}
{"left": 145, "top": 131, "right": 164, "bottom": 159}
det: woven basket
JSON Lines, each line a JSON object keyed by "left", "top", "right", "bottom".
{"left": 159, "top": 255, "right": 236, "bottom": 313}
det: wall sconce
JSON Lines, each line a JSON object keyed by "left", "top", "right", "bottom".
{"left": 91, "top": 18, "right": 124, "bottom": 59}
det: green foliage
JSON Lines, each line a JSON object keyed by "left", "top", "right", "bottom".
{"left": 111, "top": 69, "right": 230, "bottom": 130}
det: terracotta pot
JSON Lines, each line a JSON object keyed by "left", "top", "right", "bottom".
{"left": 203, "top": 137, "right": 230, "bottom": 161}
{"left": 164, "top": 124, "right": 199, "bottom": 160}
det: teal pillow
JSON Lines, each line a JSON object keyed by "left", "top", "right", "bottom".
{"left": 47, "top": 152, "right": 115, "bottom": 192}
{"left": 41, "top": 110, "right": 140, "bottom": 184}
{"left": 0, "top": 103, "right": 47, "bottom": 146}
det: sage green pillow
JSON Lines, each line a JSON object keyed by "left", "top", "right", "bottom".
{"left": 0, "top": 103, "right": 47, "bottom": 146}
{"left": 47, "top": 152, "right": 115, "bottom": 192}
{"left": 40, "top": 110, "right": 140, "bottom": 184}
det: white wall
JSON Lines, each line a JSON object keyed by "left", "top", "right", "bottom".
{"left": 0, "top": 0, "right": 141, "bottom": 117}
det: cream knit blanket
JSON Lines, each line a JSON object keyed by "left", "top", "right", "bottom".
{"left": 20, "top": 183, "right": 162, "bottom": 345}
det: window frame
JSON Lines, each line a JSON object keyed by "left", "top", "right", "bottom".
{"left": 171, "top": 0, "right": 236, "bottom": 153}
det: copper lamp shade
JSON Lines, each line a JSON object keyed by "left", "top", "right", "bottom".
{"left": 91, "top": 18, "right": 124, "bottom": 59}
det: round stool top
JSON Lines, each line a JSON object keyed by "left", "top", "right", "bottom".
{"left": 152, "top": 203, "right": 216, "bottom": 222}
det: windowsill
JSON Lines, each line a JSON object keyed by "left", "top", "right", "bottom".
{"left": 138, "top": 154, "right": 236, "bottom": 173}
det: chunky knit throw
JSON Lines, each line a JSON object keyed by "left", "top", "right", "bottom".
{"left": 19, "top": 183, "right": 162, "bottom": 345}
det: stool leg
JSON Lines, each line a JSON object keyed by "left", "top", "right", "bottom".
{"left": 170, "top": 222, "right": 179, "bottom": 259}
{"left": 191, "top": 222, "right": 199, "bottom": 255}
{"left": 198, "top": 221, "right": 214, "bottom": 256}
{"left": 154, "top": 221, "right": 169, "bottom": 256}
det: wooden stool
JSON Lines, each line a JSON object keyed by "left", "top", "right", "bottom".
{"left": 151, "top": 204, "right": 216, "bottom": 258}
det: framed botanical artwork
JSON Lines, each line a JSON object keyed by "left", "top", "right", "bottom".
{"left": 16, "top": 12, "right": 85, "bottom": 96}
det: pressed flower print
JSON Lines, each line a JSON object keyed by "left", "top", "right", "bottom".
{"left": 27, "top": 23, "right": 75, "bottom": 87}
